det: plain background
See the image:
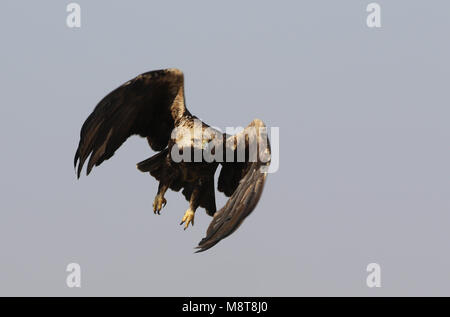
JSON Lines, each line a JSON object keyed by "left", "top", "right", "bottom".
{"left": 1, "top": 0, "right": 449, "bottom": 296}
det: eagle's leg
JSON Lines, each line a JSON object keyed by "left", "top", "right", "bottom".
{"left": 180, "top": 186, "right": 201, "bottom": 230}
{"left": 153, "top": 181, "right": 169, "bottom": 215}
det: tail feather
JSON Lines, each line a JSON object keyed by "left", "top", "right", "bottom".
{"left": 136, "top": 149, "right": 169, "bottom": 179}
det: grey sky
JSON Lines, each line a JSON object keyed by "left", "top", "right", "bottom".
{"left": 1, "top": 0, "right": 449, "bottom": 296}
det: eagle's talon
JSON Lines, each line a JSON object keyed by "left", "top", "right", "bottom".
{"left": 180, "top": 209, "right": 195, "bottom": 229}
{"left": 153, "top": 195, "right": 167, "bottom": 214}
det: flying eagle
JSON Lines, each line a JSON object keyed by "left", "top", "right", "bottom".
{"left": 74, "top": 68, "right": 271, "bottom": 252}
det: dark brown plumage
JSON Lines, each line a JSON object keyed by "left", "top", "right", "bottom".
{"left": 74, "top": 68, "right": 271, "bottom": 252}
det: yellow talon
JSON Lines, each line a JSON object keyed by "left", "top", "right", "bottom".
{"left": 180, "top": 209, "right": 195, "bottom": 229}
{"left": 153, "top": 195, "right": 167, "bottom": 214}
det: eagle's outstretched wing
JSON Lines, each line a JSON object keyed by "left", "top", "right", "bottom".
{"left": 196, "top": 119, "right": 271, "bottom": 252}
{"left": 74, "top": 68, "right": 187, "bottom": 177}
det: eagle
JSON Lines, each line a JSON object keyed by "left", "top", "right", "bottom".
{"left": 74, "top": 68, "right": 271, "bottom": 252}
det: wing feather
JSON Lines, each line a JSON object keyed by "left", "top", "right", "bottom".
{"left": 74, "top": 68, "right": 187, "bottom": 177}
{"left": 196, "top": 119, "right": 271, "bottom": 252}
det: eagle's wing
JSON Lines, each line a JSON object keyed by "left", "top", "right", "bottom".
{"left": 74, "top": 68, "right": 187, "bottom": 177}
{"left": 196, "top": 119, "right": 271, "bottom": 252}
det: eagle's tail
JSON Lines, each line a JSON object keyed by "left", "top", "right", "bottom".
{"left": 136, "top": 149, "right": 169, "bottom": 179}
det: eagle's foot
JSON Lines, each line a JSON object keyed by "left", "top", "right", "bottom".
{"left": 180, "top": 209, "right": 195, "bottom": 230}
{"left": 153, "top": 195, "right": 167, "bottom": 215}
